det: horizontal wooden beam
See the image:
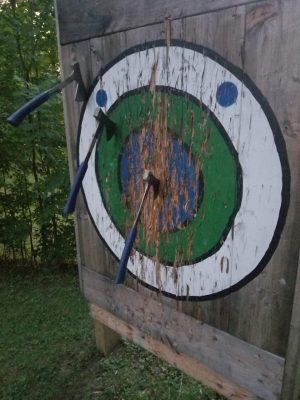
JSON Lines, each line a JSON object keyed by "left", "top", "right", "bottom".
{"left": 56, "top": 0, "right": 264, "bottom": 45}
{"left": 82, "top": 266, "right": 284, "bottom": 400}
{"left": 90, "top": 303, "right": 255, "bottom": 400}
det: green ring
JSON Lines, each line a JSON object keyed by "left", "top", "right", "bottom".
{"left": 96, "top": 88, "right": 241, "bottom": 265}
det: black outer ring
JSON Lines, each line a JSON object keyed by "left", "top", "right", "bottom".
{"left": 76, "top": 39, "right": 290, "bottom": 301}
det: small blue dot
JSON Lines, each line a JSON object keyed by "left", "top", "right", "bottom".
{"left": 96, "top": 89, "right": 108, "bottom": 107}
{"left": 216, "top": 81, "right": 238, "bottom": 107}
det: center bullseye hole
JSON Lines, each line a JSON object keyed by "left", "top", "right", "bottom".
{"left": 119, "top": 129, "right": 202, "bottom": 236}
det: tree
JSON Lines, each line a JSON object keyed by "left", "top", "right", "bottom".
{"left": 0, "top": 0, "right": 76, "bottom": 265}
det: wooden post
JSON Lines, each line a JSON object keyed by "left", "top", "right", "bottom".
{"left": 281, "top": 252, "right": 300, "bottom": 400}
{"left": 93, "top": 318, "right": 122, "bottom": 356}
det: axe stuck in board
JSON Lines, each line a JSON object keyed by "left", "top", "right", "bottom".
{"left": 114, "top": 170, "right": 160, "bottom": 284}
{"left": 63, "top": 107, "right": 116, "bottom": 215}
{"left": 6, "top": 62, "right": 87, "bottom": 126}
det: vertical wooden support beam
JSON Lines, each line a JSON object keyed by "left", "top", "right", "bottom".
{"left": 93, "top": 318, "right": 122, "bottom": 356}
{"left": 281, "top": 252, "right": 300, "bottom": 400}
{"left": 54, "top": 0, "right": 85, "bottom": 291}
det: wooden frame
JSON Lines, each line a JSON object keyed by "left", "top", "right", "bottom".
{"left": 55, "top": 1, "right": 300, "bottom": 398}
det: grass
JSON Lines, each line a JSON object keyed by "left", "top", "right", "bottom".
{"left": 0, "top": 266, "right": 224, "bottom": 400}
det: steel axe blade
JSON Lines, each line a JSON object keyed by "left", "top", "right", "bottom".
{"left": 72, "top": 62, "right": 87, "bottom": 102}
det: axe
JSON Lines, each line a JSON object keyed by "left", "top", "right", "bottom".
{"left": 64, "top": 108, "right": 116, "bottom": 215}
{"left": 114, "top": 170, "right": 160, "bottom": 284}
{"left": 6, "top": 62, "right": 87, "bottom": 127}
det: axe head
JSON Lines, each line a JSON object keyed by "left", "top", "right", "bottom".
{"left": 72, "top": 62, "right": 87, "bottom": 102}
{"left": 143, "top": 170, "right": 160, "bottom": 198}
{"left": 94, "top": 108, "right": 116, "bottom": 140}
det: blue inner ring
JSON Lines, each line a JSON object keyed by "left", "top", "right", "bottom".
{"left": 119, "top": 130, "right": 202, "bottom": 232}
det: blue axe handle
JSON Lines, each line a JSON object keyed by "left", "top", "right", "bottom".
{"left": 114, "top": 225, "right": 138, "bottom": 284}
{"left": 114, "top": 175, "right": 155, "bottom": 284}
{"left": 64, "top": 161, "right": 88, "bottom": 214}
{"left": 6, "top": 90, "right": 50, "bottom": 126}
{"left": 63, "top": 110, "right": 116, "bottom": 215}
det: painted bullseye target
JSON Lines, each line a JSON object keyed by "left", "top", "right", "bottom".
{"left": 78, "top": 40, "right": 289, "bottom": 299}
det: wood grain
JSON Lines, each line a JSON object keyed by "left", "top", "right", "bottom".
{"left": 226, "top": 0, "right": 300, "bottom": 358}
{"left": 83, "top": 266, "right": 284, "bottom": 400}
{"left": 169, "top": 5, "right": 247, "bottom": 335}
{"left": 56, "top": 0, "right": 264, "bottom": 45}
{"left": 281, "top": 252, "right": 300, "bottom": 400}
{"left": 58, "top": 23, "right": 168, "bottom": 281}
{"left": 90, "top": 303, "right": 256, "bottom": 400}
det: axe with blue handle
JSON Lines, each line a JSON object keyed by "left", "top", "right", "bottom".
{"left": 114, "top": 170, "right": 160, "bottom": 284}
{"left": 64, "top": 108, "right": 116, "bottom": 215}
{"left": 7, "top": 62, "right": 87, "bottom": 126}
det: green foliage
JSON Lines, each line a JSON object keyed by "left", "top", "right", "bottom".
{"left": 0, "top": 267, "right": 224, "bottom": 399}
{"left": 0, "top": 0, "right": 76, "bottom": 265}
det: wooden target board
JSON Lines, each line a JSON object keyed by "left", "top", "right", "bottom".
{"left": 78, "top": 40, "right": 290, "bottom": 300}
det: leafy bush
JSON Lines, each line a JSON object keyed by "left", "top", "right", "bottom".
{"left": 0, "top": 0, "right": 76, "bottom": 266}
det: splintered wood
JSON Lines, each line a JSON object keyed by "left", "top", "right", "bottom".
{"left": 122, "top": 65, "right": 201, "bottom": 266}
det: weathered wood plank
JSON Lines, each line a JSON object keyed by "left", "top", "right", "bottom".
{"left": 82, "top": 266, "right": 284, "bottom": 400}
{"left": 55, "top": 14, "right": 88, "bottom": 289}
{"left": 90, "top": 303, "right": 256, "bottom": 400}
{"left": 281, "top": 252, "right": 300, "bottom": 400}
{"left": 56, "top": 0, "right": 264, "bottom": 45}
{"left": 57, "top": 23, "right": 168, "bottom": 279}
{"left": 58, "top": 42, "right": 100, "bottom": 283}
{"left": 169, "top": 5, "right": 247, "bottom": 335}
{"left": 160, "top": 3, "right": 297, "bottom": 359}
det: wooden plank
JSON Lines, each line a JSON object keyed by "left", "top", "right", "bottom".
{"left": 58, "top": 42, "right": 100, "bottom": 284}
{"left": 57, "top": 23, "right": 168, "bottom": 280}
{"left": 82, "top": 266, "right": 284, "bottom": 400}
{"left": 169, "top": 5, "right": 247, "bottom": 335}
{"left": 55, "top": 7, "right": 120, "bottom": 279}
{"left": 281, "top": 252, "right": 300, "bottom": 400}
{"left": 90, "top": 303, "right": 256, "bottom": 400}
{"left": 56, "top": 0, "right": 264, "bottom": 45}
{"left": 54, "top": 6, "right": 86, "bottom": 290}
